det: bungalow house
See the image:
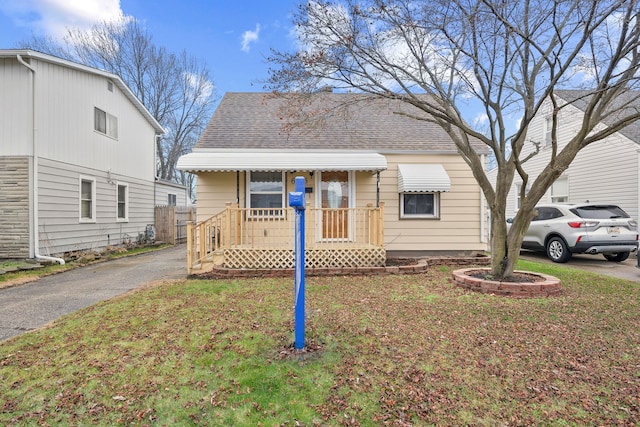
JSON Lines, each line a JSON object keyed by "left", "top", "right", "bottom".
{"left": 0, "top": 50, "right": 165, "bottom": 262}
{"left": 488, "top": 90, "right": 640, "bottom": 221}
{"left": 177, "top": 92, "right": 489, "bottom": 273}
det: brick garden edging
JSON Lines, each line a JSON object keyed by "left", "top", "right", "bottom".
{"left": 192, "top": 254, "right": 491, "bottom": 280}
{"left": 452, "top": 268, "right": 562, "bottom": 298}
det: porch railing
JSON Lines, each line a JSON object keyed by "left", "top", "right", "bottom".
{"left": 186, "top": 202, "right": 385, "bottom": 273}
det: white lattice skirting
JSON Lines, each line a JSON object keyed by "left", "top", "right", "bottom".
{"left": 223, "top": 248, "right": 386, "bottom": 269}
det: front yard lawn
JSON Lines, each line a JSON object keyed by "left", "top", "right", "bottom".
{"left": 1, "top": 260, "right": 638, "bottom": 426}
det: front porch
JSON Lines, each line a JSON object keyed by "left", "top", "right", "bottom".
{"left": 186, "top": 203, "right": 385, "bottom": 274}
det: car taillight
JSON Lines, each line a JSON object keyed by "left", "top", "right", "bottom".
{"left": 567, "top": 221, "right": 598, "bottom": 228}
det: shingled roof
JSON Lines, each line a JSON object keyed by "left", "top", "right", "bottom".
{"left": 555, "top": 90, "right": 640, "bottom": 143}
{"left": 194, "top": 92, "right": 475, "bottom": 153}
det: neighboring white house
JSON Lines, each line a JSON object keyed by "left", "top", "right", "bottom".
{"left": 155, "top": 178, "right": 190, "bottom": 207}
{"left": 0, "top": 49, "right": 165, "bottom": 260}
{"left": 488, "top": 90, "right": 640, "bottom": 221}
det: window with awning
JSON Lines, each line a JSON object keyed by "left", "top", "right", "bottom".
{"left": 397, "top": 164, "right": 450, "bottom": 219}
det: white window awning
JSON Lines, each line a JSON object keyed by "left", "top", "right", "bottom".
{"left": 177, "top": 151, "right": 387, "bottom": 172}
{"left": 397, "top": 164, "right": 451, "bottom": 192}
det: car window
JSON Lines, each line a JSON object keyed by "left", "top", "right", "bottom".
{"left": 547, "top": 208, "right": 563, "bottom": 219}
{"left": 532, "top": 207, "right": 562, "bottom": 221}
{"left": 571, "top": 205, "right": 629, "bottom": 219}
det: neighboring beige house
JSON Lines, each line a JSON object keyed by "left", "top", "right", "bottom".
{"left": 488, "top": 90, "right": 640, "bottom": 220}
{"left": 0, "top": 50, "right": 164, "bottom": 261}
{"left": 177, "top": 92, "right": 489, "bottom": 272}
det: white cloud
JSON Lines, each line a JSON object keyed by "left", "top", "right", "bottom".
{"left": 241, "top": 24, "right": 260, "bottom": 53}
{"left": 473, "top": 113, "right": 489, "bottom": 127}
{"left": 0, "top": 0, "right": 124, "bottom": 39}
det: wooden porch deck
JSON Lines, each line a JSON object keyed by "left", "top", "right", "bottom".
{"left": 186, "top": 204, "right": 385, "bottom": 274}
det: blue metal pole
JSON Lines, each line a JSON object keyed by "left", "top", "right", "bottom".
{"left": 291, "top": 177, "right": 306, "bottom": 350}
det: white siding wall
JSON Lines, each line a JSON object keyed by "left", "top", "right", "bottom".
{"left": 37, "top": 158, "right": 155, "bottom": 255}
{"left": 31, "top": 59, "right": 156, "bottom": 180}
{"left": 1, "top": 54, "right": 160, "bottom": 257}
{"left": 0, "top": 57, "right": 32, "bottom": 155}
{"left": 155, "top": 182, "right": 189, "bottom": 206}
{"left": 492, "top": 99, "right": 640, "bottom": 220}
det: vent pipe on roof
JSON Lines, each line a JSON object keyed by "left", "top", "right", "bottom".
{"left": 16, "top": 53, "right": 66, "bottom": 266}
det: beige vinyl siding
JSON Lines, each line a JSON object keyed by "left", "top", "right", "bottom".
{"left": 36, "top": 158, "right": 155, "bottom": 256}
{"left": 193, "top": 154, "right": 485, "bottom": 253}
{"left": 195, "top": 172, "right": 241, "bottom": 222}
{"left": 0, "top": 157, "right": 30, "bottom": 258}
{"left": 381, "top": 154, "right": 485, "bottom": 253}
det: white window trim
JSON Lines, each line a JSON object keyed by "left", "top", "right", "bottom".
{"left": 246, "top": 171, "right": 286, "bottom": 215}
{"left": 551, "top": 176, "right": 569, "bottom": 203}
{"left": 79, "top": 176, "right": 96, "bottom": 223}
{"left": 116, "top": 182, "right": 129, "bottom": 222}
{"left": 400, "top": 192, "right": 440, "bottom": 219}
{"left": 544, "top": 116, "right": 552, "bottom": 146}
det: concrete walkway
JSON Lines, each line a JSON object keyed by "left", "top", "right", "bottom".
{"left": 0, "top": 245, "right": 186, "bottom": 342}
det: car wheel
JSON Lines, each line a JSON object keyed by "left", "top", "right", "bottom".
{"left": 603, "top": 252, "right": 630, "bottom": 262}
{"left": 546, "top": 237, "right": 572, "bottom": 263}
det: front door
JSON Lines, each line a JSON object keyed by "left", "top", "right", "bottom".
{"left": 320, "top": 171, "right": 350, "bottom": 239}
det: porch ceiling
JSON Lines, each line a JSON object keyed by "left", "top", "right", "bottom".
{"left": 176, "top": 151, "right": 388, "bottom": 172}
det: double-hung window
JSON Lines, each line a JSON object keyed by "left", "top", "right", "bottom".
{"left": 94, "top": 107, "right": 118, "bottom": 139}
{"left": 80, "top": 177, "right": 96, "bottom": 222}
{"left": 117, "top": 183, "right": 129, "bottom": 221}
{"left": 248, "top": 171, "right": 285, "bottom": 215}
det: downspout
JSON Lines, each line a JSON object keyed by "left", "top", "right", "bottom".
{"left": 480, "top": 154, "right": 487, "bottom": 245}
{"left": 236, "top": 171, "right": 240, "bottom": 204}
{"left": 17, "top": 54, "right": 65, "bottom": 265}
{"left": 376, "top": 171, "right": 380, "bottom": 207}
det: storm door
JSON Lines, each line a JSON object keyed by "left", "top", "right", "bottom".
{"left": 319, "top": 171, "right": 351, "bottom": 240}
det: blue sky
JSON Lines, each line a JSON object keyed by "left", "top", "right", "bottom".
{"left": 0, "top": 0, "right": 299, "bottom": 97}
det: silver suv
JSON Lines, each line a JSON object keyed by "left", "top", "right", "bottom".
{"left": 511, "top": 203, "right": 638, "bottom": 263}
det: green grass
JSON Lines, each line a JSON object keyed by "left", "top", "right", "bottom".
{"left": 1, "top": 260, "right": 639, "bottom": 425}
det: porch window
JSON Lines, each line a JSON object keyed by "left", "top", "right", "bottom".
{"left": 247, "top": 171, "right": 284, "bottom": 214}
{"left": 400, "top": 193, "right": 440, "bottom": 218}
{"left": 79, "top": 176, "right": 96, "bottom": 222}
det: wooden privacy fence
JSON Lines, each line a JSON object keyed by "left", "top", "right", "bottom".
{"left": 155, "top": 206, "right": 195, "bottom": 244}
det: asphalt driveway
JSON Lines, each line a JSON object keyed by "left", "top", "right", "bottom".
{"left": 0, "top": 245, "right": 186, "bottom": 342}
{"left": 519, "top": 250, "right": 640, "bottom": 282}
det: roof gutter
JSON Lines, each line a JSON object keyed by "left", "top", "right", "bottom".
{"left": 17, "top": 53, "right": 65, "bottom": 265}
